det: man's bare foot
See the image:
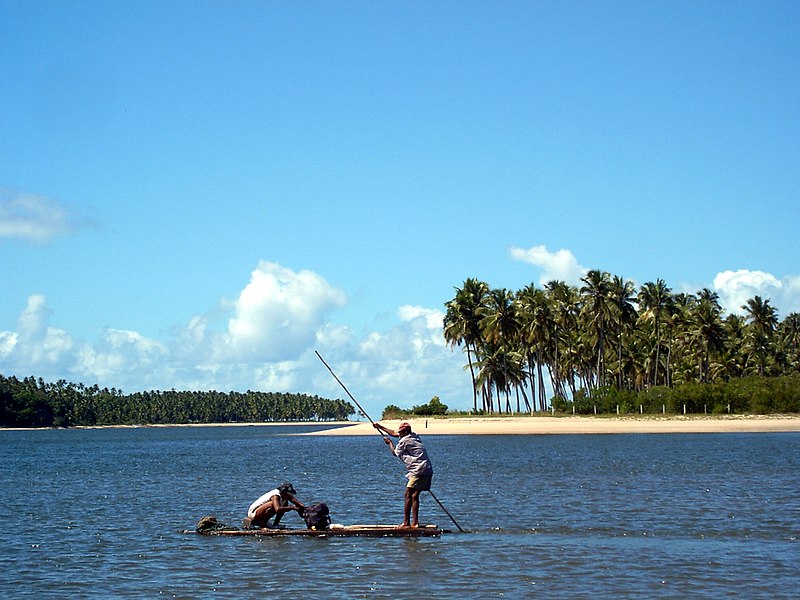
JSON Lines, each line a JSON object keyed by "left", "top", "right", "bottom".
{"left": 398, "top": 522, "right": 411, "bottom": 528}
{"left": 410, "top": 523, "right": 420, "bottom": 528}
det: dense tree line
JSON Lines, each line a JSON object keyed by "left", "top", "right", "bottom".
{"left": 444, "top": 273, "right": 800, "bottom": 414}
{"left": 559, "top": 375, "right": 800, "bottom": 415}
{"left": 0, "top": 374, "right": 355, "bottom": 428}
{"left": 382, "top": 396, "right": 449, "bottom": 419}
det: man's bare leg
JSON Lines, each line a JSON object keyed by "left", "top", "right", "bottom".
{"left": 410, "top": 489, "right": 421, "bottom": 527}
{"left": 251, "top": 504, "right": 296, "bottom": 528}
{"left": 401, "top": 487, "right": 413, "bottom": 527}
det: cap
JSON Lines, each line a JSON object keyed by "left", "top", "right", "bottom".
{"left": 278, "top": 482, "right": 297, "bottom": 496}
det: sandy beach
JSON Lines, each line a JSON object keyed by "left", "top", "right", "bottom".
{"left": 4, "top": 416, "right": 799, "bottom": 434}
{"left": 308, "top": 415, "right": 800, "bottom": 435}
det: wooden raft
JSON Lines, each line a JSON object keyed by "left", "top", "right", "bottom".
{"left": 189, "top": 524, "right": 450, "bottom": 538}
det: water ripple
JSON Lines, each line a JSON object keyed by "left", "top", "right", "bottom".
{"left": 2, "top": 428, "right": 797, "bottom": 598}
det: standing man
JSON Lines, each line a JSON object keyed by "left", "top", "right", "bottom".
{"left": 373, "top": 421, "right": 433, "bottom": 528}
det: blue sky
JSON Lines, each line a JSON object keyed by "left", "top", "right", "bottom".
{"left": 2, "top": 1, "right": 799, "bottom": 418}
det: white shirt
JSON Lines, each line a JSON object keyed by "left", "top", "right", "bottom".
{"left": 247, "top": 488, "right": 285, "bottom": 518}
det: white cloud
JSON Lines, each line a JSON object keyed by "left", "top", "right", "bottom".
{"left": 224, "top": 261, "right": 347, "bottom": 360}
{"left": 314, "top": 322, "right": 354, "bottom": 350}
{"left": 37, "top": 327, "right": 73, "bottom": 364}
{"left": 252, "top": 360, "right": 303, "bottom": 392}
{"left": 0, "top": 191, "right": 75, "bottom": 242}
{"left": 8, "top": 294, "right": 74, "bottom": 366}
{"left": 311, "top": 305, "right": 468, "bottom": 415}
{"left": 0, "top": 264, "right": 474, "bottom": 418}
{"left": 713, "top": 269, "right": 783, "bottom": 315}
{"left": 0, "top": 331, "right": 18, "bottom": 359}
{"left": 509, "top": 244, "right": 587, "bottom": 286}
{"left": 356, "top": 306, "right": 445, "bottom": 363}
{"left": 782, "top": 275, "right": 800, "bottom": 314}
{"left": 398, "top": 305, "right": 444, "bottom": 331}
{"left": 76, "top": 329, "right": 168, "bottom": 381}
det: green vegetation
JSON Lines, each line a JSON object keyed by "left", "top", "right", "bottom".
{"left": 0, "top": 374, "right": 355, "bottom": 428}
{"left": 443, "top": 274, "right": 800, "bottom": 414}
{"left": 382, "top": 396, "right": 449, "bottom": 419}
{"left": 550, "top": 375, "right": 800, "bottom": 415}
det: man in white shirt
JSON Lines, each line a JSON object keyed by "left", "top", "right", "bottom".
{"left": 243, "top": 481, "right": 305, "bottom": 529}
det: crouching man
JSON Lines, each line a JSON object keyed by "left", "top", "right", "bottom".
{"left": 243, "top": 481, "right": 305, "bottom": 529}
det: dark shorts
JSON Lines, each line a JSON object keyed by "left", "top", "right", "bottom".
{"left": 406, "top": 472, "right": 433, "bottom": 491}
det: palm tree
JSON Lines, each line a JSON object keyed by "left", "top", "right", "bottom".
{"left": 504, "top": 349, "right": 531, "bottom": 413}
{"left": 665, "top": 292, "right": 696, "bottom": 386}
{"left": 474, "top": 339, "right": 525, "bottom": 413}
{"left": 545, "top": 281, "right": 581, "bottom": 400}
{"left": 778, "top": 313, "right": 800, "bottom": 372}
{"left": 638, "top": 279, "right": 673, "bottom": 387}
{"left": 609, "top": 275, "right": 637, "bottom": 389}
{"left": 444, "top": 278, "right": 489, "bottom": 412}
{"left": 690, "top": 296, "right": 726, "bottom": 382}
{"left": 516, "top": 284, "right": 554, "bottom": 412}
{"left": 698, "top": 288, "right": 721, "bottom": 306}
{"left": 623, "top": 329, "right": 651, "bottom": 392}
{"left": 743, "top": 295, "right": 779, "bottom": 376}
{"left": 580, "top": 270, "right": 615, "bottom": 389}
{"left": 479, "top": 288, "right": 521, "bottom": 413}
{"left": 475, "top": 341, "right": 504, "bottom": 413}
{"left": 722, "top": 314, "right": 747, "bottom": 379}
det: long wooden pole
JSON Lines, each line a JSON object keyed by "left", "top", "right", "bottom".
{"left": 427, "top": 490, "right": 463, "bottom": 532}
{"left": 315, "top": 350, "right": 465, "bottom": 532}
{"left": 314, "top": 350, "right": 382, "bottom": 434}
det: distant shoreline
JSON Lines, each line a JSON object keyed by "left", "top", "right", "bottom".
{"left": 0, "top": 421, "right": 354, "bottom": 432}
{"left": 307, "top": 415, "right": 800, "bottom": 435}
{"left": 4, "top": 416, "right": 800, "bottom": 434}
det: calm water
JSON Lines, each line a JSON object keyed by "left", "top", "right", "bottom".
{"left": 1, "top": 426, "right": 797, "bottom": 598}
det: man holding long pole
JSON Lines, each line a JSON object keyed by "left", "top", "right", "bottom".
{"left": 315, "top": 351, "right": 463, "bottom": 532}
{"left": 373, "top": 420, "right": 433, "bottom": 529}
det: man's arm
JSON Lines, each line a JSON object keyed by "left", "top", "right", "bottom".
{"left": 272, "top": 495, "right": 304, "bottom": 526}
{"left": 287, "top": 495, "right": 305, "bottom": 511}
{"left": 373, "top": 422, "right": 398, "bottom": 437}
